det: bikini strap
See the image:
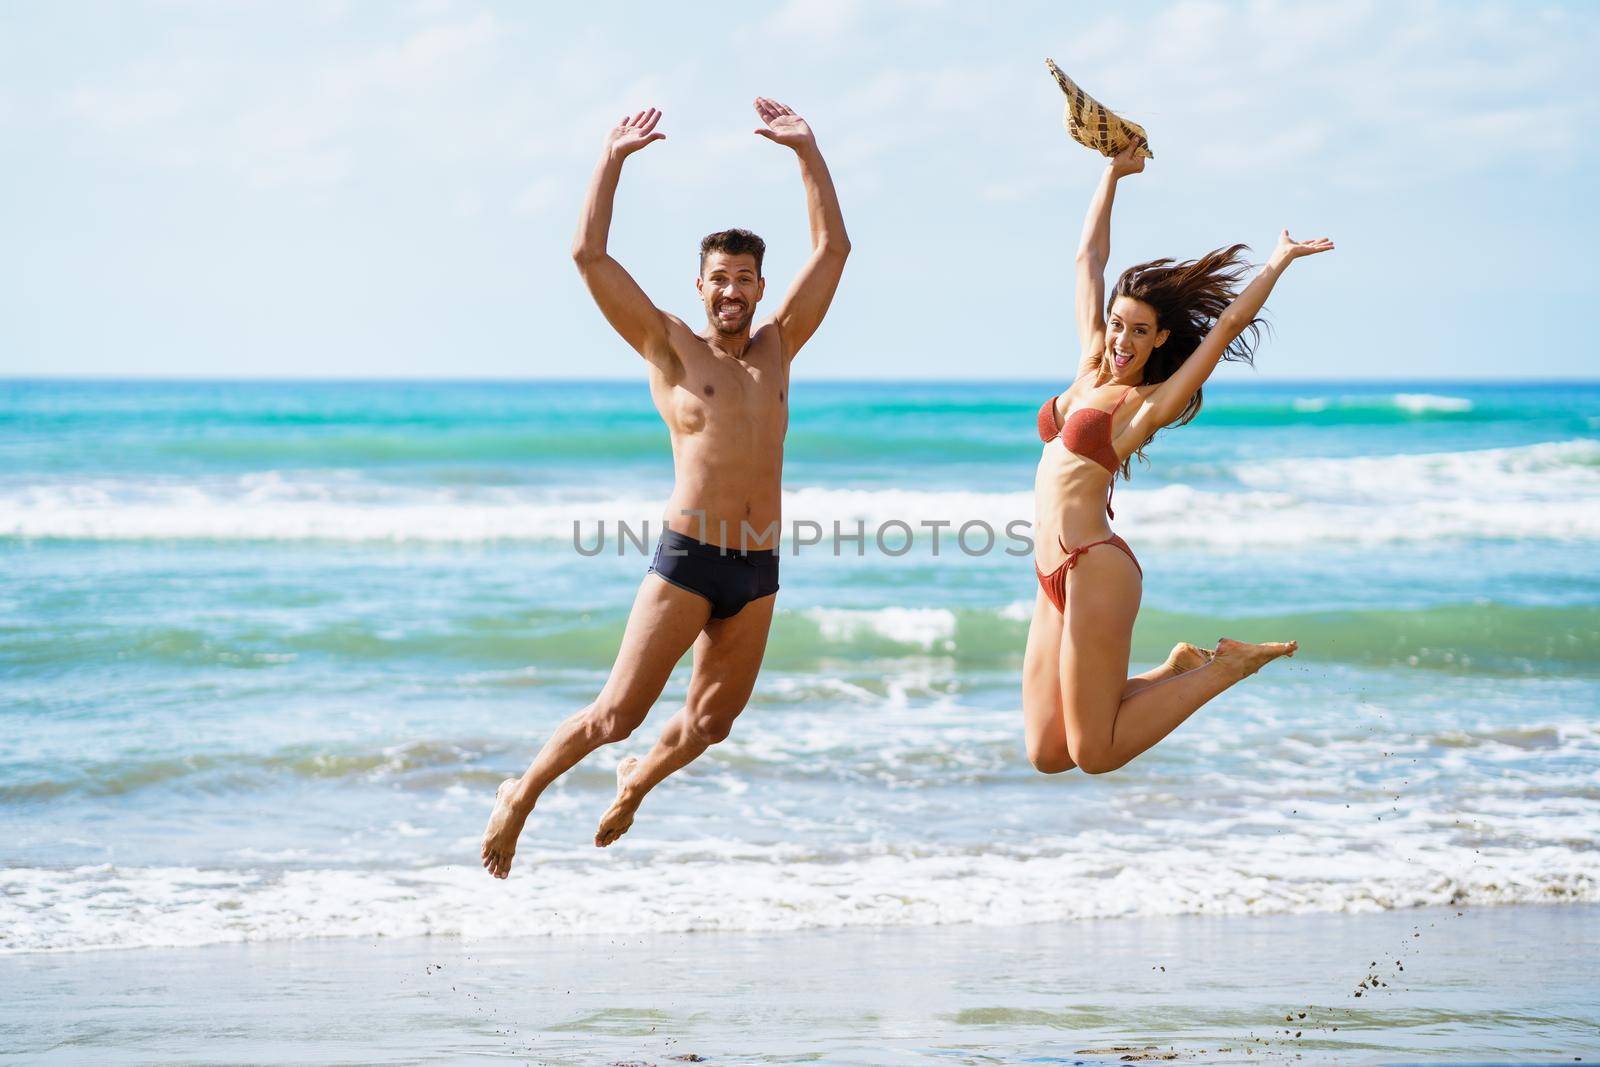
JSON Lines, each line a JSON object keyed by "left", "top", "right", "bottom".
{"left": 1104, "top": 387, "right": 1135, "bottom": 519}
{"left": 1057, "top": 536, "right": 1088, "bottom": 572}
{"left": 1055, "top": 533, "right": 1122, "bottom": 571}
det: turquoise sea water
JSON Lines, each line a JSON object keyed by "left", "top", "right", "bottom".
{"left": 2, "top": 378, "right": 1597, "bottom": 953}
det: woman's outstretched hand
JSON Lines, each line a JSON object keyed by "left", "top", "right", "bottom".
{"left": 1274, "top": 230, "right": 1335, "bottom": 263}
{"left": 1109, "top": 139, "right": 1146, "bottom": 178}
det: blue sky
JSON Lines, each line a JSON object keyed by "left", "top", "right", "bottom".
{"left": 3, "top": 0, "right": 1596, "bottom": 380}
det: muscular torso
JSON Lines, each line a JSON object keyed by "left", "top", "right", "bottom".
{"left": 649, "top": 320, "right": 790, "bottom": 551}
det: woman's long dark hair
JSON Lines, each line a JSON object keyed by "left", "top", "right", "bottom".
{"left": 1099, "top": 243, "right": 1266, "bottom": 477}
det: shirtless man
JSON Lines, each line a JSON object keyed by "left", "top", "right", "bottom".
{"left": 480, "top": 98, "right": 849, "bottom": 878}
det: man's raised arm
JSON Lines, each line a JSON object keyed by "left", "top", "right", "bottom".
{"left": 754, "top": 98, "right": 851, "bottom": 360}
{"left": 572, "top": 108, "right": 678, "bottom": 378}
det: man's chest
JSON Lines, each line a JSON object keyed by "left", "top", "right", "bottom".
{"left": 667, "top": 348, "right": 788, "bottom": 433}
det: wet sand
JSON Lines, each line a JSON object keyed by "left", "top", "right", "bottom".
{"left": 3, "top": 904, "right": 1596, "bottom": 1065}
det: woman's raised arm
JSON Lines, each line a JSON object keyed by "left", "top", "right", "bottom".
{"left": 1140, "top": 230, "right": 1334, "bottom": 427}
{"left": 1073, "top": 141, "right": 1145, "bottom": 376}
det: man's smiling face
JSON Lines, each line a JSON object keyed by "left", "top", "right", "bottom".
{"left": 696, "top": 251, "right": 764, "bottom": 336}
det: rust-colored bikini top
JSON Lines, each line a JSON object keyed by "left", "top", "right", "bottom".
{"left": 1036, "top": 384, "right": 1137, "bottom": 517}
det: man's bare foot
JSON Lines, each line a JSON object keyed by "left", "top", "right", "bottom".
{"left": 1213, "top": 637, "right": 1297, "bottom": 679}
{"left": 480, "top": 777, "right": 529, "bottom": 880}
{"left": 1166, "top": 641, "right": 1213, "bottom": 674}
{"left": 594, "top": 756, "right": 640, "bottom": 848}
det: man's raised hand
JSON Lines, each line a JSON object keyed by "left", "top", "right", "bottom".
{"left": 753, "top": 97, "right": 815, "bottom": 152}
{"left": 605, "top": 108, "right": 665, "bottom": 160}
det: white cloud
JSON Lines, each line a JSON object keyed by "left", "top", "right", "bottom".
{"left": 760, "top": 0, "right": 866, "bottom": 45}
{"left": 9, "top": 0, "right": 1597, "bottom": 379}
{"left": 754, "top": 0, "right": 949, "bottom": 49}
{"left": 54, "top": 11, "right": 510, "bottom": 188}
{"left": 330, "top": 10, "right": 498, "bottom": 95}
{"left": 405, "top": 0, "right": 456, "bottom": 18}
{"left": 64, "top": 85, "right": 185, "bottom": 128}
{"left": 228, "top": 11, "right": 502, "bottom": 186}
{"left": 1056, "top": 0, "right": 1600, "bottom": 186}
{"left": 824, "top": 60, "right": 1031, "bottom": 191}
{"left": 36, "top": 0, "right": 1598, "bottom": 209}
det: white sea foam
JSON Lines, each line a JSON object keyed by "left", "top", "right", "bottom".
{"left": 997, "top": 601, "right": 1033, "bottom": 621}
{"left": 1288, "top": 393, "right": 1472, "bottom": 414}
{"left": 5, "top": 697, "right": 1595, "bottom": 954}
{"left": 807, "top": 607, "right": 959, "bottom": 651}
{"left": 2, "top": 440, "right": 1596, "bottom": 545}
{"left": 1393, "top": 393, "right": 1474, "bottom": 414}
{"left": 1240, "top": 438, "right": 1600, "bottom": 501}
{"left": 2, "top": 839, "right": 1593, "bottom": 955}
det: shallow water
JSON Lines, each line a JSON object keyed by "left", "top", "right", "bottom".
{"left": 2, "top": 379, "right": 1598, "bottom": 953}
{"left": 3, "top": 906, "right": 1595, "bottom": 1064}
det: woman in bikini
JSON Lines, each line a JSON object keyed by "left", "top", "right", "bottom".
{"left": 1024, "top": 140, "right": 1332, "bottom": 775}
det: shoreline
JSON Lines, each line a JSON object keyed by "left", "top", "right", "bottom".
{"left": 4, "top": 903, "right": 1595, "bottom": 1064}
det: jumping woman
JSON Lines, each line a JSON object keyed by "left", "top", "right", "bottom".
{"left": 1023, "top": 140, "right": 1332, "bottom": 775}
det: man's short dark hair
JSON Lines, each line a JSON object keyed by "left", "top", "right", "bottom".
{"left": 699, "top": 229, "right": 765, "bottom": 276}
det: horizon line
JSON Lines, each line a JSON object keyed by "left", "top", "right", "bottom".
{"left": 4, "top": 375, "right": 1598, "bottom": 388}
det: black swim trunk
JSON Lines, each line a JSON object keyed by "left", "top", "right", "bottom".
{"left": 648, "top": 529, "right": 780, "bottom": 619}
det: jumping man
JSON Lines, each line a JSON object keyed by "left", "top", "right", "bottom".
{"left": 481, "top": 99, "right": 849, "bottom": 877}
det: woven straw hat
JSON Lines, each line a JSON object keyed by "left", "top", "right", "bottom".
{"left": 1045, "top": 59, "right": 1153, "bottom": 159}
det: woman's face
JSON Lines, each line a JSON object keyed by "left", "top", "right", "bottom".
{"left": 1105, "top": 296, "right": 1168, "bottom": 382}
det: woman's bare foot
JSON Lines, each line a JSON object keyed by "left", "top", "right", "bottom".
{"left": 1212, "top": 637, "right": 1297, "bottom": 679}
{"left": 594, "top": 756, "right": 640, "bottom": 848}
{"left": 480, "top": 777, "right": 529, "bottom": 880}
{"left": 1167, "top": 641, "right": 1213, "bottom": 674}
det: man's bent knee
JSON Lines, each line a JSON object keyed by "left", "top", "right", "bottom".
{"left": 688, "top": 706, "right": 741, "bottom": 745}
{"left": 584, "top": 701, "right": 649, "bottom": 745}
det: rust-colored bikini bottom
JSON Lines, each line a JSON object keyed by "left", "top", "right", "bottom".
{"left": 1034, "top": 534, "right": 1141, "bottom": 614}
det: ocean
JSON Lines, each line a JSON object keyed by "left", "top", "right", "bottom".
{"left": 2, "top": 378, "right": 1597, "bottom": 956}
